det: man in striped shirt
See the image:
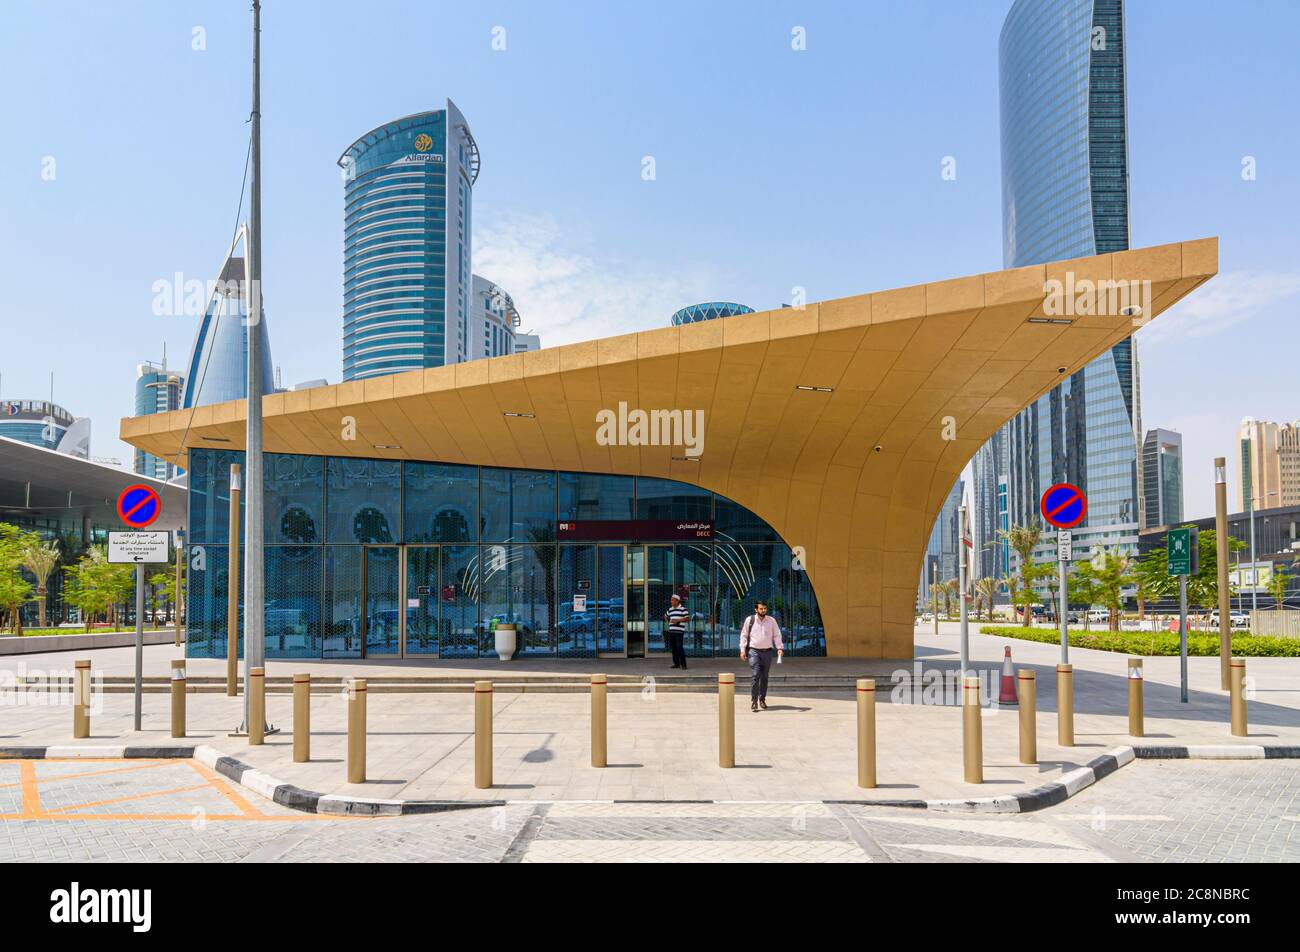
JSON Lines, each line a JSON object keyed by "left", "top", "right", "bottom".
{"left": 664, "top": 593, "right": 690, "bottom": 669}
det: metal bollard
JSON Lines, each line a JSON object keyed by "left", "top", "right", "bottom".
{"left": 1018, "top": 669, "right": 1037, "bottom": 764}
{"left": 170, "top": 659, "right": 186, "bottom": 738}
{"left": 293, "top": 673, "right": 311, "bottom": 763}
{"left": 591, "top": 673, "right": 607, "bottom": 768}
{"left": 1230, "top": 657, "right": 1247, "bottom": 737}
{"left": 248, "top": 667, "right": 265, "bottom": 745}
{"left": 1127, "top": 657, "right": 1144, "bottom": 737}
{"left": 962, "top": 674, "right": 982, "bottom": 783}
{"left": 718, "top": 672, "right": 735, "bottom": 768}
{"left": 474, "top": 680, "right": 493, "bottom": 789}
{"left": 857, "top": 678, "right": 876, "bottom": 789}
{"left": 73, "top": 659, "right": 91, "bottom": 739}
{"left": 347, "top": 677, "right": 366, "bottom": 783}
{"left": 1056, "top": 663, "right": 1074, "bottom": 746}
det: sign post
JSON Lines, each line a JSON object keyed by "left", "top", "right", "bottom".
{"left": 1167, "top": 526, "right": 1199, "bottom": 703}
{"left": 113, "top": 484, "right": 167, "bottom": 732}
{"left": 1041, "top": 483, "right": 1087, "bottom": 666}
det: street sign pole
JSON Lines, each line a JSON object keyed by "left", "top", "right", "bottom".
{"left": 1058, "top": 556, "right": 1068, "bottom": 665}
{"left": 958, "top": 504, "right": 968, "bottom": 678}
{"left": 1179, "top": 575, "right": 1189, "bottom": 703}
{"left": 134, "top": 562, "right": 144, "bottom": 731}
{"left": 1041, "top": 483, "right": 1085, "bottom": 666}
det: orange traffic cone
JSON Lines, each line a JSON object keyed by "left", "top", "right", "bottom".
{"left": 999, "top": 645, "right": 1018, "bottom": 705}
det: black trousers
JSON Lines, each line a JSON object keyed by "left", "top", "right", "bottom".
{"left": 666, "top": 630, "right": 687, "bottom": 667}
{"left": 748, "top": 647, "right": 773, "bottom": 702}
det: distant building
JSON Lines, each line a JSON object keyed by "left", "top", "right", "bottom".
{"left": 512, "top": 333, "right": 540, "bottom": 355}
{"left": 918, "top": 479, "right": 964, "bottom": 610}
{"left": 1141, "top": 428, "right": 1182, "bottom": 528}
{"left": 181, "top": 226, "right": 276, "bottom": 409}
{"left": 972, "top": 428, "right": 1010, "bottom": 588}
{"left": 469, "top": 275, "right": 524, "bottom": 361}
{"left": 1238, "top": 417, "right": 1300, "bottom": 512}
{"left": 0, "top": 399, "right": 90, "bottom": 458}
{"left": 339, "top": 102, "right": 480, "bottom": 380}
{"left": 134, "top": 360, "right": 184, "bottom": 480}
{"left": 670, "top": 302, "right": 754, "bottom": 326}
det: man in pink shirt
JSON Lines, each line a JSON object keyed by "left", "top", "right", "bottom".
{"left": 739, "top": 600, "right": 783, "bottom": 711}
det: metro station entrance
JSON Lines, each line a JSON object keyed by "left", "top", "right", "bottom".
{"left": 360, "top": 544, "right": 455, "bottom": 659}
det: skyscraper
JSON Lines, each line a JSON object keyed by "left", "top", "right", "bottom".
{"left": 469, "top": 274, "right": 525, "bottom": 361}
{"left": 181, "top": 227, "right": 276, "bottom": 410}
{"left": 917, "top": 479, "right": 965, "bottom": 611}
{"left": 1141, "top": 428, "right": 1183, "bottom": 528}
{"left": 974, "top": 0, "right": 1138, "bottom": 585}
{"left": 339, "top": 101, "right": 480, "bottom": 381}
{"left": 1238, "top": 417, "right": 1300, "bottom": 511}
{"left": 971, "top": 429, "right": 1010, "bottom": 585}
{"left": 134, "top": 359, "right": 184, "bottom": 480}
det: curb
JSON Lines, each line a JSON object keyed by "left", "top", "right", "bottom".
{"left": 4, "top": 743, "right": 1298, "bottom": 817}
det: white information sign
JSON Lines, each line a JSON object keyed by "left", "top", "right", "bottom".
{"left": 107, "top": 531, "right": 171, "bottom": 564}
{"left": 1057, "top": 530, "right": 1073, "bottom": 563}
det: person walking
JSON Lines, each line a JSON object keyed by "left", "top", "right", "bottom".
{"left": 664, "top": 594, "right": 690, "bottom": 669}
{"left": 739, "top": 600, "right": 783, "bottom": 711}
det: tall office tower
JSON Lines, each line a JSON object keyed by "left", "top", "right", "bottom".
{"left": 1239, "top": 417, "right": 1300, "bottom": 511}
{"left": 917, "top": 479, "right": 965, "bottom": 610}
{"left": 970, "top": 0, "right": 1138, "bottom": 587}
{"left": 181, "top": 227, "right": 276, "bottom": 409}
{"left": 134, "top": 358, "right": 185, "bottom": 479}
{"left": 971, "top": 428, "right": 1010, "bottom": 585}
{"left": 1141, "top": 428, "right": 1183, "bottom": 528}
{"left": 339, "top": 101, "right": 480, "bottom": 381}
{"left": 0, "top": 399, "right": 90, "bottom": 457}
{"left": 469, "top": 274, "right": 523, "bottom": 361}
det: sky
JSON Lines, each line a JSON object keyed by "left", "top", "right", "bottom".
{"left": 1, "top": 0, "right": 1297, "bottom": 521}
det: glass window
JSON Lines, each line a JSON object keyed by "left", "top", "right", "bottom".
{"left": 714, "top": 543, "right": 790, "bottom": 654}
{"left": 556, "top": 545, "right": 597, "bottom": 658}
{"left": 439, "top": 545, "right": 479, "bottom": 658}
{"left": 326, "top": 457, "right": 401, "bottom": 543}
{"left": 403, "top": 461, "right": 477, "bottom": 543}
{"left": 713, "top": 493, "right": 780, "bottom": 542}
{"left": 636, "top": 476, "right": 711, "bottom": 523}
{"left": 188, "top": 448, "right": 245, "bottom": 545}
{"left": 265, "top": 453, "right": 324, "bottom": 544}
{"left": 558, "top": 472, "right": 635, "bottom": 523}
{"left": 512, "top": 544, "right": 558, "bottom": 657}
{"left": 265, "top": 545, "right": 322, "bottom": 658}
{"left": 186, "top": 544, "right": 234, "bottom": 659}
{"left": 480, "top": 467, "right": 556, "bottom": 543}
{"left": 323, "top": 546, "right": 363, "bottom": 658}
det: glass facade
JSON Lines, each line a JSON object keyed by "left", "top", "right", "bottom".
{"left": 186, "top": 448, "right": 824, "bottom": 660}
{"left": 974, "top": 0, "right": 1139, "bottom": 589}
{"left": 180, "top": 248, "right": 276, "bottom": 410}
{"left": 133, "top": 363, "right": 184, "bottom": 480}
{"left": 340, "top": 101, "right": 479, "bottom": 381}
{"left": 670, "top": 302, "right": 754, "bottom": 326}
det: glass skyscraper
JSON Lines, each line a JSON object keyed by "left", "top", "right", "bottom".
{"left": 1141, "top": 428, "right": 1183, "bottom": 528}
{"left": 339, "top": 101, "right": 480, "bottom": 381}
{"left": 134, "top": 360, "right": 184, "bottom": 480}
{"left": 975, "top": 0, "right": 1139, "bottom": 584}
{"left": 670, "top": 302, "right": 754, "bottom": 326}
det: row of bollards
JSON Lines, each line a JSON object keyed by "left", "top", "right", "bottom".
{"left": 68, "top": 656, "right": 1256, "bottom": 789}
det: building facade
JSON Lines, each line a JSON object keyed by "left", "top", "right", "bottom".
{"left": 181, "top": 231, "right": 276, "bottom": 410}
{"left": 134, "top": 361, "right": 184, "bottom": 480}
{"left": 0, "top": 400, "right": 90, "bottom": 457}
{"left": 971, "top": 430, "right": 1010, "bottom": 589}
{"left": 917, "top": 479, "right": 964, "bottom": 611}
{"left": 974, "top": 0, "right": 1139, "bottom": 593}
{"left": 670, "top": 302, "right": 754, "bottom": 326}
{"left": 1141, "top": 428, "right": 1182, "bottom": 529}
{"left": 339, "top": 102, "right": 480, "bottom": 381}
{"left": 1238, "top": 417, "right": 1300, "bottom": 512}
{"left": 469, "top": 274, "right": 523, "bottom": 361}
{"left": 184, "top": 448, "right": 824, "bottom": 660}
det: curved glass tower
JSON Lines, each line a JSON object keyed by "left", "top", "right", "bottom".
{"left": 339, "top": 101, "right": 480, "bottom": 381}
{"left": 670, "top": 302, "right": 754, "bottom": 326}
{"left": 988, "top": 0, "right": 1138, "bottom": 582}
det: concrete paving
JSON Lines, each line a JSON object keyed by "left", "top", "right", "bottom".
{"left": 2, "top": 623, "right": 1296, "bottom": 805}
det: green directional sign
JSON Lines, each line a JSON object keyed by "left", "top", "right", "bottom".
{"left": 1167, "top": 526, "right": 1198, "bottom": 577}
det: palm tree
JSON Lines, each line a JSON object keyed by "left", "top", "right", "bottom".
{"left": 1268, "top": 566, "right": 1291, "bottom": 611}
{"left": 21, "top": 539, "right": 60, "bottom": 630}
{"left": 975, "top": 577, "right": 998, "bottom": 622}
{"left": 998, "top": 524, "right": 1042, "bottom": 621}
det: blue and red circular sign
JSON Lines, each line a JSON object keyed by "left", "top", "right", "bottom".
{"left": 117, "top": 484, "right": 162, "bottom": 528}
{"left": 1040, "top": 482, "right": 1087, "bottom": 529}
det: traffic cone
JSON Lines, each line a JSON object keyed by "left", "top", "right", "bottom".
{"left": 999, "top": 645, "right": 1018, "bottom": 705}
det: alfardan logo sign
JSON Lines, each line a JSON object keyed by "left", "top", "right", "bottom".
{"left": 413, "top": 133, "right": 433, "bottom": 152}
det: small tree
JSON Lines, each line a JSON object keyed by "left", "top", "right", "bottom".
{"left": 0, "top": 525, "right": 36, "bottom": 634}
{"left": 1269, "top": 566, "right": 1291, "bottom": 610}
{"left": 1066, "top": 569, "right": 1101, "bottom": 631}
{"left": 1071, "top": 548, "right": 1130, "bottom": 631}
{"left": 999, "top": 524, "right": 1042, "bottom": 620}
{"left": 22, "top": 538, "right": 61, "bottom": 630}
{"left": 976, "top": 577, "right": 998, "bottom": 622}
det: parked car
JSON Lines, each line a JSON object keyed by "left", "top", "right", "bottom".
{"left": 1208, "top": 611, "right": 1249, "bottom": 630}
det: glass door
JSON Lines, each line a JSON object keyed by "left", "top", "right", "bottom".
{"left": 596, "top": 544, "right": 625, "bottom": 657}
{"left": 625, "top": 547, "right": 645, "bottom": 658}
{"left": 405, "top": 545, "right": 440, "bottom": 656}
{"left": 362, "top": 545, "right": 401, "bottom": 657}
{"left": 645, "top": 545, "right": 673, "bottom": 656}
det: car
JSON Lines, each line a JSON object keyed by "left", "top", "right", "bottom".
{"left": 918, "top": 612, "right": 935, "bottom": 623}
{"left": 1208, "top": 611, "right": 1250, "bottom": 630}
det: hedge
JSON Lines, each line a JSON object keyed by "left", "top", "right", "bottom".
{"left": 979, "top": 625, "right": 1300, "bottom": 658}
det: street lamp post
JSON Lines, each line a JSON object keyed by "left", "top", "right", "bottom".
{"left": 1214, "top": 458, "right": 1230, "bottom": 690}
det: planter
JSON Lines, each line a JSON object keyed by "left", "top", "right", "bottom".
{"left": 494, "top": 624, "right": 517, "bottom": 661}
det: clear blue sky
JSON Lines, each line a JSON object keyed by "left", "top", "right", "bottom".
{"left": 2, "top": 1, "right": 1297, "bottom": 519}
